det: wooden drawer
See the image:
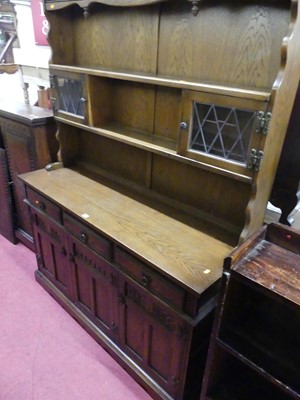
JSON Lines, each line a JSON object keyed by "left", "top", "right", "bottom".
{"left": 115, "top": 247, "right": 185, "bottom": 311}
{"left": 63, "top": 212, "right": 112, "bottom": 260}
{"left": 27, "top": 187, "right": 62, "bottom": 223}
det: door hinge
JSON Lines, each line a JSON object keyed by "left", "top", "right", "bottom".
{"left": 50, "top": 97, "right": 57, "bottom": 112}
{"left": 247, "top": 149, "right": 264, "bottom": 171}
{"left": 256, "top": 111, "right": 272, "bottom": 135}
{"left": 49, "top": 73, "right": 55, "bottom": 88}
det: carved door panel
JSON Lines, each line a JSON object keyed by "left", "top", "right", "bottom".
{"left": 2, "top": 122, "right": 35, "bottom": 238}
{"left": 68, "top": 237, "right": 119, "bottom": 341}
{"left": 32, "top": 210, "right": 71, "bottom": 298}
{"left": 118, "top": 275, "right": 192, "bottom": 400}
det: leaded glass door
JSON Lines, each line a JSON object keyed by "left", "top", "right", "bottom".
{"left": 50, "top": 70, "right": 88, "bottom": 124}
{"left": 178, "top": 91, "right": 269, "bottom": 177}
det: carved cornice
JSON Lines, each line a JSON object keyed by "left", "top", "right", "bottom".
{"left": 46, "top": 0, "right": 168, "bottom": 11}
{"left": 45, "top": 0, "right": 200, "bottom": 15}
{"left": 188, "top": 0, "right": 201, "bottom": 16}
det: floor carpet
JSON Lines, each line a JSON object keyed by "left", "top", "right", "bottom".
{"left": 0, "top": 236, "right": 152, "bottom": 400}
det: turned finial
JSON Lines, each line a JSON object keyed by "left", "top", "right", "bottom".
{"left": 188, "top": 0, "right": 200, "bottom": 16}
{"left": 83, "top": 7, "right": 89, "bottom": 18}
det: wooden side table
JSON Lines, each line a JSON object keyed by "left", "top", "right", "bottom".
{"left": 0, "top": 101, "right": 58, "bottom": 250}
{"left": 200, "top": 223, "right": 300, "bottom": 400}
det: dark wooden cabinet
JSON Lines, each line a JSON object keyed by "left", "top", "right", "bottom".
{"left": 200, "top": 223, "right": 300, "bottom": 400}
{"left": 23, "top": 181, "right": 220, "bottom": 400}
{"left": 0, "top": 102, "right": 57, "bottom": 249}
{"left": 19, "top": 0, "right": 300, "bottom": 399}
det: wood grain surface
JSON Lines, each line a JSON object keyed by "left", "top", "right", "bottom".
{"left": 157, "top": 1, "right": 289, "bottom": 89}
{"left": 234, "top": 240, "right": 300, "bottom": 306}
{"left": 20, "top": 167, "right": 233, "bottom": 294}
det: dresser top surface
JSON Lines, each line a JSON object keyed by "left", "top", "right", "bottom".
{"left": 21, "top": 167, "right": 233, "bottom": 295}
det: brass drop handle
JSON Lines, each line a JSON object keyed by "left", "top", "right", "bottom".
{"left": 141, "top": 274, "right": 151, "bottom": 288}
{"left": 80, "top": 232, "right": 88, "bottom": 243}
{"left": 36, "top": 200, "right": 46, "bottom": 211}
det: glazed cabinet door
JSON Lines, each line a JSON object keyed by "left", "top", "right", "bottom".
{"left": 118, "top": 274, "right": 192, "bottom": 400}
{"left": 31, "top": 209, "right": 72, "bottom": 298}
{"left": 50, "top": 70, "right": 88, "bottom": 124}
{"left": 178, "top": 91, "right": 269, "bottom": 178}
{"left": 68, "top": 237, "right": 119, "bottom": 341}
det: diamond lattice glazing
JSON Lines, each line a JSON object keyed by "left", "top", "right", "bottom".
{"left": 190, "top": 103, "right": 257, "bottom": 164}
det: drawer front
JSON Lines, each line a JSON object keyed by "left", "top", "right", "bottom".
{"left": 27, "top": 187, "right": 62, "bottom": 223}
{"left": 63, "top": 212, "right": 112, "bottom": 260}
{"left": 115, "top": 247, "right": 185, "bottom": 311}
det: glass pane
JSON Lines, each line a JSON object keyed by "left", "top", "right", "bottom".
{"left": 190, "top": 102, "right": 257, "bottom": 164}
{"left": 55, "top": 76, "right": 84, "bottom": 117}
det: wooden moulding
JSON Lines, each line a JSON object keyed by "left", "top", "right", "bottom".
{"left": 46, "top": 0, "right": 174, "bottom": 12}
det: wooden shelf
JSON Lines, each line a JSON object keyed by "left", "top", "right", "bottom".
{"left": 217, "top": 339, "right": 300, "bottom": 399}
{"left": 55, "top": 116, "right": 253, "bottom": 184}
{"left": 205, "top": 349, "right": 294, "bottom": 400}
{"left": 50, "top": 64, "right": 271, "bottom": 102}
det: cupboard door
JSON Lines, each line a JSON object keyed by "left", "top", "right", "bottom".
{"left": 178, "top": 90, "right": 269, "bottom": 177}
{"left": 32, "top": 210, "right": 71, "bottom": 298}
{"left": 50, "top": 70, "right": 88, "bottom": 124}
{"left": 68, "top": 237, "right": 119, "bottom": 341}
{"left": 118, "top": 275, "right": 192, "bottom": 400}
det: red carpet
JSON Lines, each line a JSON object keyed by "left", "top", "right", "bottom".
{"left": 0, "top": 236, "right": 152, "bottom": 400}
